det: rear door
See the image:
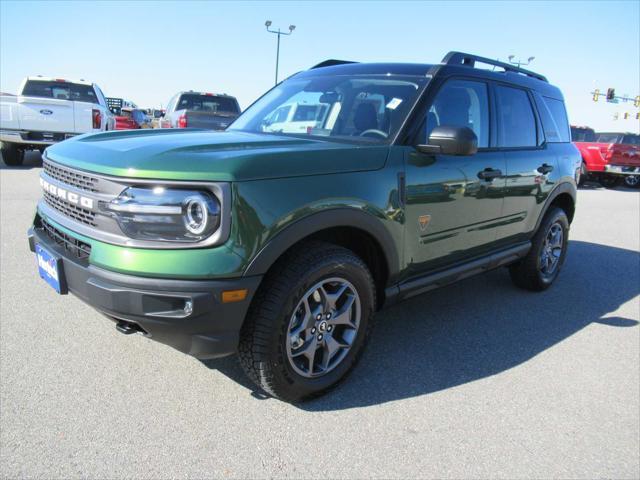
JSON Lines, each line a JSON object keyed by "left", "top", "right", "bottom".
{"left": 495, "top": 84, "right": 557, "bottom": 244}
{"left": 403, "top": 78, "right": 506, "bottom": 276}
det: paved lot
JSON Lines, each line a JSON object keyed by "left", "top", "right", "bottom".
{"left": 1, "top": 152, "right": 639, "bottom": 479}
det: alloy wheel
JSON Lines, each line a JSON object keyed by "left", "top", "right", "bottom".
{"left": 539, "top": 222, "right": 563, "bottom": 277}
{"left": 286, "top": 277, "right": 361, "bottom": 378}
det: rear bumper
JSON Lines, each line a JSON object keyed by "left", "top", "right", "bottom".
{"left": 28, "top": 224, "right": 262, "bottom": 359}
{"left": 604, "top": 164, "right": 640, "bottom": 175}
{"left": 1, "top": 129, "right": 77, "bottom": 146}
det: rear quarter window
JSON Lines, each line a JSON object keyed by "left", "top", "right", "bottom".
{"left": 535, "top": 96, "right": 570, "bottom": 143}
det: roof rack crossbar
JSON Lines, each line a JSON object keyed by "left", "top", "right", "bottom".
{"left": 441, "top": 51, "right": 548, "bottom": 82}
{"left": 311, "top": 59, "right": 358, "bottom": 69}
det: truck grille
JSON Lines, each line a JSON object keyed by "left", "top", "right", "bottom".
{"left": 43, "top": 190, "right": 97, "bottom": 227}
{"left": 40, "top": 217, "right": 92, "bottom": 260}
{"left": 43, "top": 159, "right": 99, "bottom": 192}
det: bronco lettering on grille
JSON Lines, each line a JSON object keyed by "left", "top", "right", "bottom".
{"left": 40, "top": 178, "right": 94, "bottom": 209}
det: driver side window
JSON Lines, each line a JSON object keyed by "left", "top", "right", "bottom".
{"left": 424, "top": 79, "right": 489, "bottom": 148}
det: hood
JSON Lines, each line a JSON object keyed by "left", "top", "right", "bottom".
{"left": 44, "top": 129, "right": 389, "bottom": 182}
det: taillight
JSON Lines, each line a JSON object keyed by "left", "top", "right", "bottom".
{"left": 92, "top": 109, "right": 102, "bottom": 129}
{"left": 177, "top": 114, "right": 187, "bottom": 128}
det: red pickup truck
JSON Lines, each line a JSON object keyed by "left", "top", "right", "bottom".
{"left": 572, "top": 126, "right": 640, "bottom": 188}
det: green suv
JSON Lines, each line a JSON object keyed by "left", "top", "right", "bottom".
{"left": 28, "top": 52, "right": 580, "bottom": 401}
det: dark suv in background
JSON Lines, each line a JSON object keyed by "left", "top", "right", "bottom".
{"left": 29, "top": 52, "right": 579, "bottom": 401}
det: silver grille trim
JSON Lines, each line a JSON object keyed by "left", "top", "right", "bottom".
{"left": 43, "top": 190, "right": 97, "bottom": 226}
{"left": 39, "top": 154, "right": 231, "bottom": 249}
{"left": 43, "top": 160, "right": 99, "bottom": 192}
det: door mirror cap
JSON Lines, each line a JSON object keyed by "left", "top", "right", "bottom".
{"left": 418, "top": 126, "right": 478, "bottom": 156}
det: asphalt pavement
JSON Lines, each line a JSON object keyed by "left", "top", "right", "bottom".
{"left": 1, "top": 152, "right": 638, "bottom": 479}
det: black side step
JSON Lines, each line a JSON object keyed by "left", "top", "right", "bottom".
{"left": 385, "top": 242, "right": 531, "bottom": 305}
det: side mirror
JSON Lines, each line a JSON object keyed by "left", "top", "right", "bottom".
{"left": 417, "top": 126, "right": 478, "bottom": 156}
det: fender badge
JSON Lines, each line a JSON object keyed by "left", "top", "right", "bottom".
{"left": 418, "top": 214, "right": 431, "bottom": 232}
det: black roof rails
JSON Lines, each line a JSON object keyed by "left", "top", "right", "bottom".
{"left": 311, "top": 59, "right": 358, "bottom": 69}
{"left": 441, "top": 51, "right": 548, "bottom": 83}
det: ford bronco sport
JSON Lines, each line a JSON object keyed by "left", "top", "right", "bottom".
{"left": 28, "top": 52, "right": 580, "bottom": 402}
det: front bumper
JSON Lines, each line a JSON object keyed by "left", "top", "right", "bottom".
{"left": 28, "top": 223, "right": 262, "bottom": 359}
{"left": 604, "top": 164, "right": 640, "bottom": 175}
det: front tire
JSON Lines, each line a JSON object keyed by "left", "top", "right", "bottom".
{"left": 1, "top": 143, "right": 24, "bottom": 166}
{"left": 509, "top": 207, "right": 569, "bottom": 291}
{"left": 238, "top": 242, "right": 376, "bottom": 402}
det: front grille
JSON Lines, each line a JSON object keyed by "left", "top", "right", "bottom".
{"left": 43, "top": 190, "right": 97, "bottom": 227}
{"left": 43, "top": 159, "right": 99, "bottom": 192}
{"left": 40, "top": 218, "right": 92, "bottom": 260}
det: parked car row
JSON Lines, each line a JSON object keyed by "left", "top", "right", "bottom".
{"left": 572, "top": 126, "right": 640, "bottom": 188}
{"left": 0, "top": 78, "right": 242, "bottom": 166}
{"left": 0, "top": 76, "right": 113, "bottom": 166}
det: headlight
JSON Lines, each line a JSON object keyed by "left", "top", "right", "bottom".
{"left": 104, "top": 187, "right": 221, "bottom": 243}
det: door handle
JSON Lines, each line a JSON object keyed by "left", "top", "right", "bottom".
{"left": 537, "top": 163, "right": 554, "bottom": 174}
{"left": 477, "top": 168, "right": 502, "bottom": 181}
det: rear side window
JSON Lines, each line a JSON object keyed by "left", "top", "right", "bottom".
{"left": 22, "top": 80, "right": 98, "bottom": 103}
{"left": 495, "top": 85, "right": 537, "bottom": 148}
{"left": 622, "top": 135, "right": 640, "bottom": 145}
{"left": 570, "top": 127, "right": 596, "bottom": 142}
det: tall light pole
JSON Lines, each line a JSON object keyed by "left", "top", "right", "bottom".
{"left": 507, "top": 55, "right": 535, "bottom": 68}
{"left": 265, "top": 20, "right": 296, "bottom": 85}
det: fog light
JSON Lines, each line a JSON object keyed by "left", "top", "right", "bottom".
{"left": 184, "top": 300, "right": 193, "bottom": 315}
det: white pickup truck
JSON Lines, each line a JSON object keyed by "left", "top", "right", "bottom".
{"left": 0, "top": 77, "right": 114, "bottom": 166}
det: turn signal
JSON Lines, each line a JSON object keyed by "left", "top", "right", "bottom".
{"left": 221, "top": 289, "right": 248, "bottom": 303}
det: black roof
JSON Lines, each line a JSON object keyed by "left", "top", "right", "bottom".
{"left": 298, "top": 62, "right": 434, "bottom": 78}
{"left": 298, "top": 51, "right": 563, "bottom": 99}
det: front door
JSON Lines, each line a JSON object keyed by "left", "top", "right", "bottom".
{"left": 403, "top": 78, "right": 505, "bottom": 278}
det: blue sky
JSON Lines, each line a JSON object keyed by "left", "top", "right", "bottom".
{"left": 1, "top": 0, "right": 638, "bottom": 133}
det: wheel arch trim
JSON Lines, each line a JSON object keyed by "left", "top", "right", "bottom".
{"left": 534, "top": 181, "right": 577, "bottom": 231}
{"left": 243, "top": 208, "right": 399, "bottom": 279}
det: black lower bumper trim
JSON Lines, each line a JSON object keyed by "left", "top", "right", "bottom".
{"left": 28, "top": 226, "right": 262, "bottom": 359}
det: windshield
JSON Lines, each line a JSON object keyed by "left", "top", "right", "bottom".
{"left": 570, "top": 127, "right": 596, "bottom": 142}
{"left": 596, "top": 133, "right": 623, "bottom": 144}
{"left": 22, "top": 80, "right": 98, "bottom": 103}
{"left": 176, "top": 94, "right": 239, "bottom": 114}
{"left": 229, "top": 74, "right": 427, "bottom": 143}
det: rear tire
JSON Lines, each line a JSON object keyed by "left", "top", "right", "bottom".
{"left": 238, "top": 241, "right": 376, "bottom": 402}
{"left": 600, "top": 175, "right": 621, "bottom": 189}
{"left": 623, "top": 175, "right": 640, "bottom": 188}
{"left": 509, "top": 207, "right": 569, "bottom": 291}
{"left": 1, "top": 143, "right": 24, "bottom": 166}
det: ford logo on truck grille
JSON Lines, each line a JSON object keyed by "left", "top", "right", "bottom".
{"left": 40, "top": 109, "right": 53, "bottom": 115}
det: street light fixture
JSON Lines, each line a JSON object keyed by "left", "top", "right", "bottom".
{"left": 265, "top": 20, "right": 296, "bottom": 85}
